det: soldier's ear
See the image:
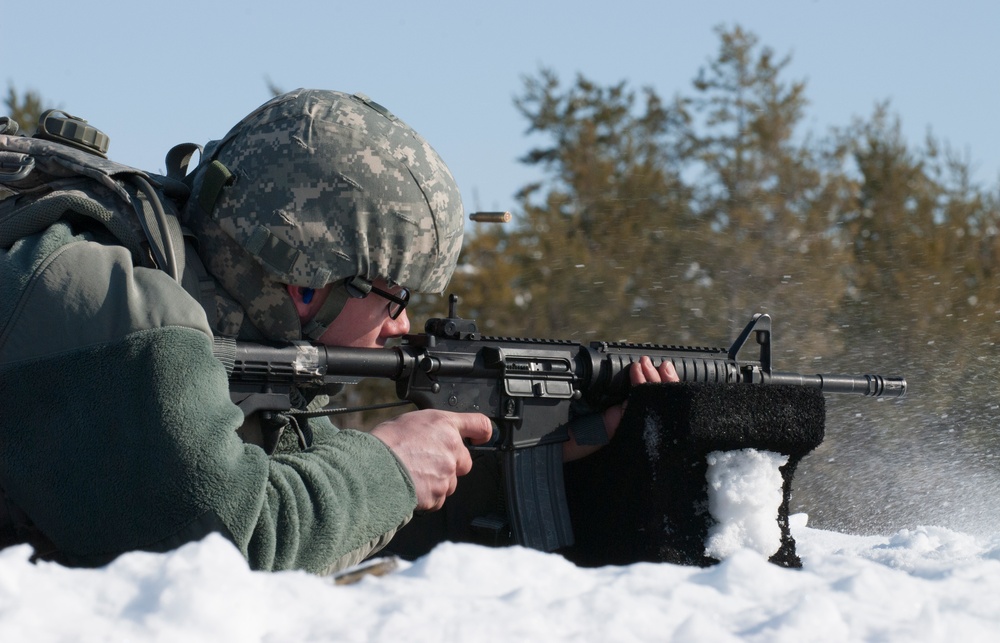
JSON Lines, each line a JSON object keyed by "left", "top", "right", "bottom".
{"left": 286, "top": 285, "right": 327, "bottom": 322}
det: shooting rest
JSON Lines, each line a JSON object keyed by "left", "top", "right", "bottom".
{"left": 562, "top": 382, "right": 826, "bottom": 568}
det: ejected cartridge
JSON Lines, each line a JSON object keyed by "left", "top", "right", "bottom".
{"left": 469, "top": 211, "right": 512, "bottom": 223}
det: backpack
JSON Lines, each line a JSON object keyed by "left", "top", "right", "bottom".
{"left": 0, "top": 109, "right": 217, "bottom": 314}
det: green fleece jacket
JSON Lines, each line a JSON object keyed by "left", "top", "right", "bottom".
{"left": 0, "top": 221, "right": 417, "bottom": 573}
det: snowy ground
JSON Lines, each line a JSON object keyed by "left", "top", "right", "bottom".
{"left": 1, "top": 514, "right": 999, "bottom": 642}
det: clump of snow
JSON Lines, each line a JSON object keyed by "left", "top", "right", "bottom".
{"left": 705, "top": 448, "right": 789, "bottom": 559}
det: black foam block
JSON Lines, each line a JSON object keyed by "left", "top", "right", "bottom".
{"left": 561, "top": 383, "right": 825, "bottom": 568}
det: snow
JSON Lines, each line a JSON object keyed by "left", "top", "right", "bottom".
{"left": 2, "top": 448, "right": 997, "bottom": 641}
{"left": 1, "top": 520, "right": 999, "bottom": 642}
{"left": 4, "top": 396, "right": 980, "bottom": 640}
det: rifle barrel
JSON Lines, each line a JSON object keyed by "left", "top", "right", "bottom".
{"left": 767, "top": 372, "right": 907, "bottom": 398}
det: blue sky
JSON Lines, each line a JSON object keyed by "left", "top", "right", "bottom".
{"left": 8, "top": 1, "right": 998, "bottom": 213}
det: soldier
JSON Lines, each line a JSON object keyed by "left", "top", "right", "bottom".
{"left": 0, "top": 89, "right": 675, "bottom": 573}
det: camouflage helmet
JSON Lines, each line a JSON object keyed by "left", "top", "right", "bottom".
{"left": 185, "top": 89, "right": 464, "bottom": 341}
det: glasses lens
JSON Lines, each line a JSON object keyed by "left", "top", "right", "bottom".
{"left": 370, "top": 285, "right": 409, "bottom": 319}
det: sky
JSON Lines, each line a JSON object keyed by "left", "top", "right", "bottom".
{"left": 7, "top": 0, "right": 1000, "bottom": 215}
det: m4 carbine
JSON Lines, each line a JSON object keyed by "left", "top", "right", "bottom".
{"left": 215, "top": 296, "right": 906, "bottom": 552}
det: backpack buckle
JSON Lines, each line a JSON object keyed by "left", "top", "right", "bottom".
{"left": 0, "top": 151, "right": 34, "bottom": 182}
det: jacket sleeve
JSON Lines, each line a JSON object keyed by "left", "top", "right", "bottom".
{"left": 0, "top": 224, "right": 416, "bottom": 572}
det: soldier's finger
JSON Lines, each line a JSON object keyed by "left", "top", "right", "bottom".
{"left": 659, "top": 360, "right": 679, "bottom": 383}
{"left": 456, "top": 413, "right": 494, "bottom": 445}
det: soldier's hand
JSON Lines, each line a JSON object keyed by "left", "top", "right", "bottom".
{"left": 630, "top": 355, "right": 679, "bottom": 387}
{"left": 370, "top": 409, "right": 493, "bottom": 511}
{"left": 564, "top": 356, "right": 679, "bottom": 462}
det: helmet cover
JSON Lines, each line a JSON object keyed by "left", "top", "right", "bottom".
{"left": 187, "top": 89, "right": 465, "bottom": 340}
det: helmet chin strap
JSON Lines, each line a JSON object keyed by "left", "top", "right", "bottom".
{"left": 300, "top": 276, "right": 371, "bottom": 341}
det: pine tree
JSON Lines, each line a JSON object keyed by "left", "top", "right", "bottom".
{"left": 681, "top": 25, "right": 851, "bottom": 360}
{"left": 4, "top": 85, "right": 46, "bottom": 134}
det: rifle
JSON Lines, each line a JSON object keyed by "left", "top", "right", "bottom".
{"left": 214, "top": 295, "right": 906, "bottom": 552}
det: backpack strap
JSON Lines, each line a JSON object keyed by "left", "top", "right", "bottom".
{"left": 165, "top": 142, "right": 202, "bottom": 182}
{"left": 129, "top": 173, "right": 181, "bottom": 281}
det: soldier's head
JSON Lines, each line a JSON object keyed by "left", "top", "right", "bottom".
{"left": 185, "top": 89, "right": 464, "bottom": 343}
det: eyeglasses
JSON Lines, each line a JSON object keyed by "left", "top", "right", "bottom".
{"left": 367, "top": 284, "right": 410, "bottom": 320}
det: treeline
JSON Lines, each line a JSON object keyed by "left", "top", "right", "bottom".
{"left": 434, "top": 26, "right": 999, "bottom": 444}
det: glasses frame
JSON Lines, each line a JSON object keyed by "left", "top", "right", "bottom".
{"left": 368, "top": 284, "right": 410, "bottom": 320}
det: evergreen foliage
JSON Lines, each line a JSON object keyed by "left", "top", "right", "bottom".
{"left": 4, "top": 86, "right": 47, "bottom": 135}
